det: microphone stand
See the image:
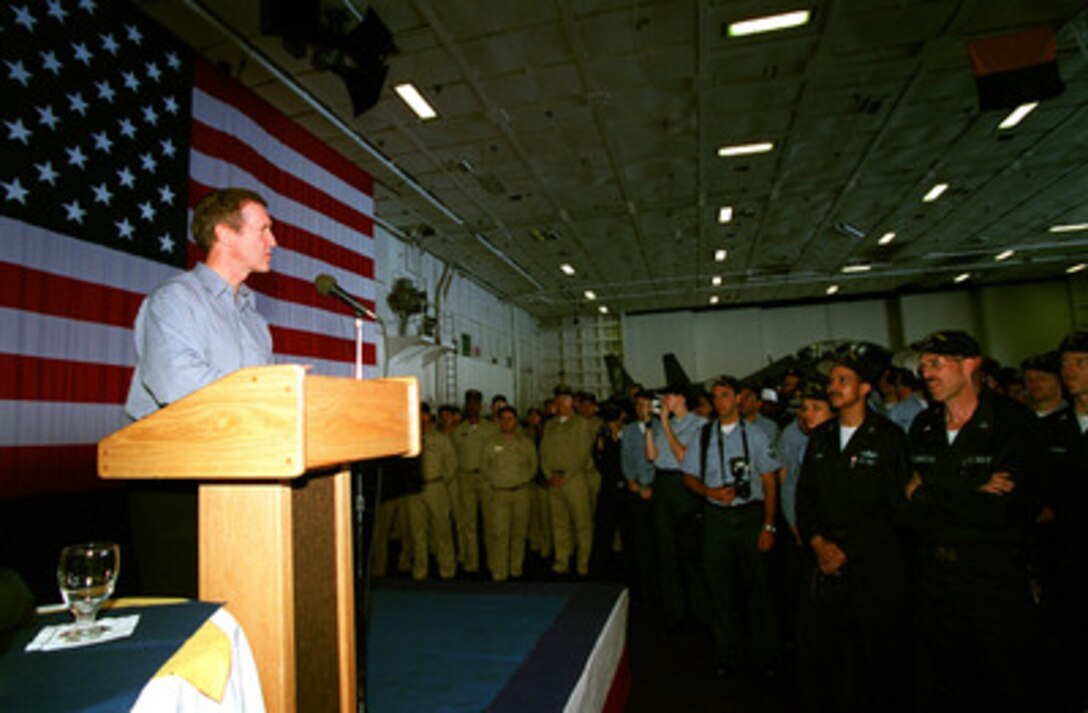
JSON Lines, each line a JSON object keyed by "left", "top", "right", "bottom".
{"left": 354, "top": 316, "right": 364, "bottom": 381}
{"left": 349, "top": 307, "right": 384, "bottom": 713}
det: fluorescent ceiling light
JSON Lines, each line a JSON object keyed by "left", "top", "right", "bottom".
{"left": 954, "top": 272, "right": 971, "bottom": 283}
{"left": 718, "top": 206, "right": 734, "bottom": 224}
{"left": 717, "top": 141, "right": 774, "bottom": 158}
{"left": 997, "top": 102, "right": 1038, "bottom": 130}
{"left": 995, "top": 249, "right": 1015, "bottom": 262}
{"left": 841, "top": 264, "right": 871, "bottom": 273}
{"left": 711, "top": 275, "right": 723, "bottom": 286}
{"left": 560, "top": 263, "right": 575, "bottom": 276}
{"left": 709, "top": 296, "right": 720, "bottom": 305}
{"left": 393, "top": 83, "right": 437, "bottom": 120}
{"left": 728, "top": 10, "right": 810, "bottom": 37}
{"left": 714, "top": 249, "right": 728, "bottom": 262}
{"left": 1050, "top": 223, "right": 1088, "bottom": 233}
{"left": 1068, "top": 263, "right": 1087, "bottom": 274}
{"left": 923, "top": 183, "right": 949, "bottom": 203}
{"left": 826, "top": 284, "right": 839, "bottom": 295}
{"left": 877, "top": 232, "right": 896, "bottom": 246}
{"left": 598, "top": 305, "right": 609, "bottom": 314}
{"left": 584, "top": 289, "right": 597, "bottom": 300}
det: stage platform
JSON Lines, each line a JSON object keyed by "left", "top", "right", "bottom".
{"left": 365, "top": 580, "right": 630, "bottom": 712}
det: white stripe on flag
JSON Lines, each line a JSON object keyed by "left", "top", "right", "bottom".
{"left": 0, "top": 216, "right": 179, "bottom": 294}
{"left": 0, "top": 307, "right": 136, "bottom": 366}
{"left": 0, "top": 401, "right": 127, "bottom": 447}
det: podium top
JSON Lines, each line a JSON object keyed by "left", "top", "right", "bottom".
{"left": 99, "top": 365, "right": 420, "bottom": 480}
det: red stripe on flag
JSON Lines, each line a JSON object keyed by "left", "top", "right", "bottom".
{"left": 0, "top": 262, "right": 143, "bottom": 327}
{"left": 274, "top": 222, "right": 375, "bottom": 279}
{"left": 270, "top": 325, "right": 375, "bottom": 364}
{"left": 0, "top": 355, "right": 132, "bottom": 404}
{"left": 193, "top": 58, "right": 374, "bottom": 197}
{"left": 188, "top": 179, "right": 374, "bottom": 279}
{"left": 0, "top": 444, "right": 113, "bottom": 499}
{"left": 191, "top": 121, "right": 374, "bottom": 238}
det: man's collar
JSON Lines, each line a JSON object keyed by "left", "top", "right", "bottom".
{"left": 195, "top": 262, "right": 251, "bottom": 301}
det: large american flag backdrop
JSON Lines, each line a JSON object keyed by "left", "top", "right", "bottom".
{"left": 1, "top": 1, "right": 378, "bottom": 499}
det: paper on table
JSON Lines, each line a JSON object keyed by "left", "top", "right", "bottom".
{"left": 25, "top": 614, "right": 141, "bottom": 652}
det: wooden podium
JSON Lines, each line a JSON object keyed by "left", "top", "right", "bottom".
{"left": 98, "top": 365, "right": 419, "bottom": 713}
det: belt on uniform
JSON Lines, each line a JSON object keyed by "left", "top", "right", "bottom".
{"left": 550, "top": 469, "right": 566, "bottom": 476}
{"left": 655, "top": 468, "right": 682, "bottom": 477}
{"left": 711, "top": 500, "right": 763, "bottom": 511}
{"left": 492, "top": 482, "right": 530, "bottom": 491}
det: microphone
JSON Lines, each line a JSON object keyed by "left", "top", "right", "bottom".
{"left": 315, "top": 274, "right": 378, "bottom": 320}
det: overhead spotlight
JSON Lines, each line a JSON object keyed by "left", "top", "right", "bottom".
{"left": 560, "top": 263, "right": 576, "bottom": 276}
{"left": 334, "top": 9, "right": 396, "bottom": 117}
{"left": 584, "top": 289, "right": 597, "bottom": 300}
{"left": 841, "top": 264, "right": 871, "bottom": 273}
{"left": 598, "top": 305, "right": 609, "bottom": 314}
{"left": 714, "top": 249, "right": 728, "bottom": 262}
{"left": 259, "top": 0, "right": 320, "bottom": 59}
{"left": 711, "top": 275, "right": 723, "bottom": 286}
{"left": 718, "top": 206, "right": 734, "bottom": 224}
{"left": 1067, "top": 263, "right": 1086, "bottom": 274}
{"left": 995, "top": 249, "right": 1015, "bottom": 261}
{"left": 954, "top": 272, "right": 972, "bottom": 283}
{"left": 877, "top": 232, "right": 896, "bottom": 246}
{"left": 826, "top": 284, "right": 840, "bottom": 295}
{"left": 709, "top": 296, "right": 720, "bottom": 305}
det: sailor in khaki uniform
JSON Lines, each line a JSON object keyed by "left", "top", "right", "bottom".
{"left": 407, "top": 404, "right": 457, "bottom": 581}
{"left": 482, "top": 406, "right": 539, "bottom": 581}
{"left": 451, "top": 390, "right": 498, "bottom": 573}
{"left": 540, "top": 385, "right": 596, "bottom": 576}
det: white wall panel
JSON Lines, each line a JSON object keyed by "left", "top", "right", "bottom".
{"left": 759, "top": 305, "right": 832, "bottom": 365}
{"left": 979, "top": 281, "right": 1073, "bottom": 364}
{"left": 828, "top": 299, "right": 890, "bottom": 344}
{"left": 899, "top": 292, "right": 976, "bottom": 345}
{"left": 623, "top": 312, "right": 697, "bottom": 387}
{"left": 694, "top": 308, "right": 764, "bottom": 381}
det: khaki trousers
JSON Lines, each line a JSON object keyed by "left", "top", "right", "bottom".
{"left": 549, "top": 473, "right": 593, "bottom": 575}
{"left": 487, "top": 485, "right": 532, "bottom": 581}
{"left": 407, "top": 481, "right": 456, "bottom": 580}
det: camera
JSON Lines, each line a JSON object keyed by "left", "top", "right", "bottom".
{"left": 730, "top": 457, "right": 751, "bottom": 499}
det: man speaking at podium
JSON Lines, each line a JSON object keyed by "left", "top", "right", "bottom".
{"left": 125, "top": 187, "right": 277, "bottom": 420}
{"left": 122, "top": 187, "right": 276, "bottom": 596}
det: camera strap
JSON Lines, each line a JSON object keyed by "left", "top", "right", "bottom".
{"left": 714, "top": 419, "right": 751, "bottom": 486}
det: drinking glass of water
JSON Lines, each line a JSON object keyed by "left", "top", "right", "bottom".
{"left": 56, "top": 542, "right": 120, "bottom": 641}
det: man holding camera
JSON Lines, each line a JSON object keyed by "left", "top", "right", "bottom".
{"left": 682, "top": 376, "right": 781, "bottom": 676}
